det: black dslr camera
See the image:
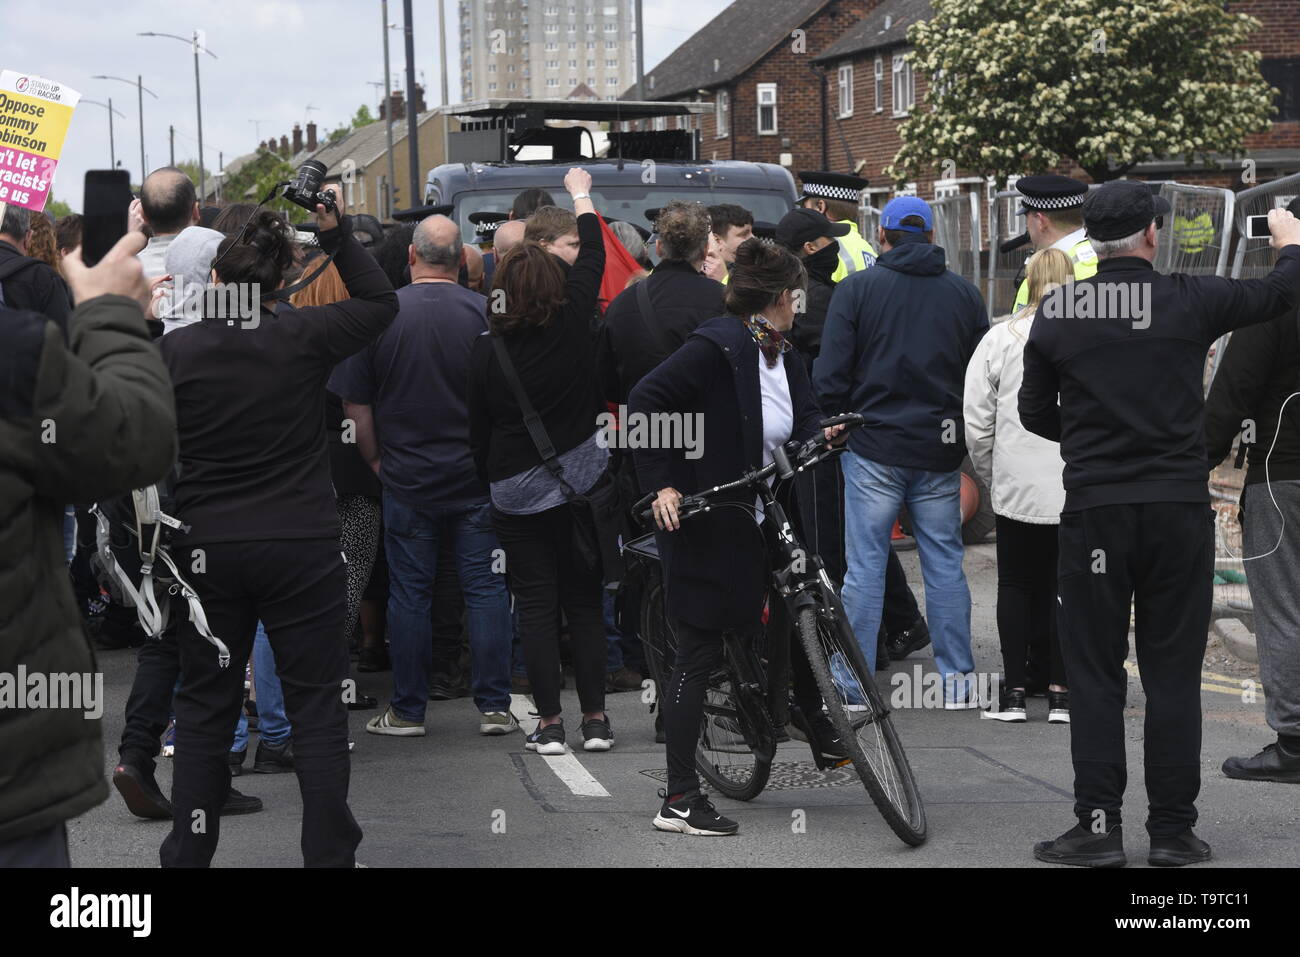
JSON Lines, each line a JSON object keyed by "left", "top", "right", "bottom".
{"left": 282, "top": 159, "right": 338, "bottom": 214}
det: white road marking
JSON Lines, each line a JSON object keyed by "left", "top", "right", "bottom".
{"left": 509, "top": 693, "right": 611, "bottom": 797}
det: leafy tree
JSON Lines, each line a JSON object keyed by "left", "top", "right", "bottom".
{"left": 43, "top": 194, "right": 74, "bottom": 219}
{"left": 175, "top": 160, "right": 212, "bottom": 191}
{"left": 887, "top": 0, "right": 1277, "bottom": 186}
{"left": 218, "top": 149, "right": 297, "bottom": 215}
{"left": 353, "top": 104, "right": 375, "bottom": 127}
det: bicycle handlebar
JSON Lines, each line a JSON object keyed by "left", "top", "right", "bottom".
{"left": 633, "top": 413, "right": 864, "bottom": 525}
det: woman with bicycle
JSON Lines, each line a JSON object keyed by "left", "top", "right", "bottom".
{"left": 630, "top": 239, "right": 848, "bottom": 836}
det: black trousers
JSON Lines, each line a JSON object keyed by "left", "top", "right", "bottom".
{"left": 160, "top": 539, "right": 361, "bottom": 868}
{"left": 994, "top": 516, "right": 1065, "bottom": 690}
{"left": 0, "top": 823, "right": 68, "bottom": 867}
{"left": 492, "top": 503, "right": 606, "bottom": 719}
{"left": 793, "top": 465, "right": 920, "bottom": 634}
{"left": 1057, "top": 503, "right": 1213, "bottom": 838}
{"left": 119, "top": 623, "right": 181, "bottom": 773}
{"left": 664, "top": 603, "right": 820, "bottom": 797}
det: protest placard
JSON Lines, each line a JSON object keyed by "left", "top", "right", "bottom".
{"left": 0, "top": 70, "right": 80, "bottom": 214}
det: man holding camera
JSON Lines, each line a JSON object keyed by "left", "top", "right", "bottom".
{"left": 1020, "top": 183, "right": 1300, "bottom": 867}
{"left": 1205, "top": 196, "right": 1300, "bottom": 785}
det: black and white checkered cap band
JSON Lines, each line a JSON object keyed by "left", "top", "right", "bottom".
{"left": 803, "top": 183, "right": 863, "bottom": 202}
{"left": 1020, "top": 193, "right": 1085, "bottom": 210}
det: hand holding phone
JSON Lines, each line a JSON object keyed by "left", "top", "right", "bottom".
{"left": 82, "top": 170, "right": 134, "bottom": 266}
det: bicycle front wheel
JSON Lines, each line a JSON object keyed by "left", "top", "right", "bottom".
{"left": 796, "top": 602, "right": 927, "bottom": 846}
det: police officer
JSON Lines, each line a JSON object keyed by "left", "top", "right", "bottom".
{"left": 1012, "top": 174, "right": 1098, "bottom": 309}
{"left": 1019, "top": 181, "right": 1300, "bottom": 868}
{"left": 797, "top": 171, "right": 878, "bottom": 281}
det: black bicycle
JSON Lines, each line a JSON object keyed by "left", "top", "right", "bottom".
{"left": 622, "top": 414, "right": 927, "bottom": 847}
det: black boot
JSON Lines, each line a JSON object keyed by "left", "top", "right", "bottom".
{"left": 1221, "top": 741, "right": 1300, "bottom": 784}
{"left": 1149, "top": 828, "right": 1212, "bottom": 867}
{"left": 1033, "top": 823, "right": 1126, "bottom": 867}
{"left": 113, "top": 758, "right": 172, "bottom": 820}
{"left": 886, "top": 617, "right": 931, "bottom": 661}
{"left": 253, "top": 738, "right": 295, "bottom": 774}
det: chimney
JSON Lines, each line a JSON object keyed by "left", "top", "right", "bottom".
{"left": 413, "top": 83, "right": 427, "bottom": 115}
{"left": 258, "top": 139, "right": 266, "bottom": 151}
{"left": 383, "top": 88, "right": 405, "bottom": 121}
{"left": 306, "top": 121, "right": 318, "bottom": 152}
{"left": 292, "top": 123, "right": 303, "bottom": 155}
{"left": 279, "top": 134, "right": 290, "bottom": 156}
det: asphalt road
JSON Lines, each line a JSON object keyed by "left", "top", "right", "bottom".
{"left": 67, "top": 542, "right": 1299, "bottom": 868}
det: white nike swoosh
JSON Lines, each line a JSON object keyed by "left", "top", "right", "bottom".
{"left": 671, "top": 807, "right": 691, "bottom": 818}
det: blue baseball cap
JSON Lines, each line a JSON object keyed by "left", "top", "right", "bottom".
{"left": 880, "top": 196, "right": 933, "bottom": 232}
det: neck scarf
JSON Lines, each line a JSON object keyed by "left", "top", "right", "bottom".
{"left": 744, "top": 314, "right": 792, "bottom": 368}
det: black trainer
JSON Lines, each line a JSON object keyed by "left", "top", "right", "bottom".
{"left": 981, "top": 687, "right": 1027, "bottom": 722}
{"left": 1047, "top": 690, "right": 1070, "bottom": 724}
{"left": 580, "top": 713, "right": 614, "bottom": 752}
{"left": 653, "top": 789, "right": 739, "bottom": 836}
{"left": 228, "top": 747, "right": 247, "bottom": 777}
{"left": 112, "top": 760, "right": 172, "bottom": 820}
{"left": 1149, "top": 828, "right": 1212, "bottom": 867}
{"left": 886, "top": 617, "right": 931, "bottom": 661}
{"left": 221, "top": 787, "right": 264, "bottom": 816}
{"left": 1222, "top": 741, "right": 1300, "bottom": 783}
{"left": 807, "top": 712, "right": 850, "bottom": 767}
{"left": 525, "top": 721, "right": 567, "bottom": 755}
{"left": 253, "top": 738, "right": 295, "bottom": 774}
{"left": 1033, "top": 823, "right": 1126, "bottom": 867}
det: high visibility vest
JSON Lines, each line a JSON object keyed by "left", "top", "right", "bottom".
{"left": 1014, "top": 237, "right": 1097, "bottom": 309}
{"left": 1173, "top": 212, "right": 1214, "bottom": 255}
{"left": 832, "top": 222, "right": 878, "bottom": 283}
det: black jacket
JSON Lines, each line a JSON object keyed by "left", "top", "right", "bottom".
{"left": 790, "top": 257, "right": 836, "bottom": 375}
{"left": 596, "top": 259, "right": 725, "bottom": 406}
{"left": 1020, "top": 247, "right": 1300, "bottom": 511}
{"left": 629, "top": 315, "right": 823, "bottom": 630}
{"left": 814, "top": 234, "right": 988, "bottom": 472}
{"left": 161, "top": 217, "right": 398, "bottom": 544}
{"left": 0, "top": 239, "right": 71, "bottom": 336}
{"left": 469, "top": 212, "right": 606, "bottom": 484}
{"left": 1, "top": 296, "right": 176, "bottom": 843}
{"left": 1204, "top": 306, "right": 1300, "bottom": 491}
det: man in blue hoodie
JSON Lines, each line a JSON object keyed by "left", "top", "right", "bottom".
{"left": 815, "top": 196, "right": 988, "bottom": 705}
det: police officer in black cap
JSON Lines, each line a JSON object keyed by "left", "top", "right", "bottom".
{"left": 1012, "top": 174, "right": 1097, "bottom": 309}
{"left": 1019, "top": 180, "right": 1300, "bottom": 868}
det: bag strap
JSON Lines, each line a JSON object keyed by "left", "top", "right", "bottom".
{"left": 635, "top": 276, "right": 673, "bottom": 356}
{"left": 489, "top": 333, "right": 581, "bottom": 499}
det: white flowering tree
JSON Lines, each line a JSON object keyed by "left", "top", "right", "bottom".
{"left": 887, "top": 0, "right": 1277, "bottom": 186}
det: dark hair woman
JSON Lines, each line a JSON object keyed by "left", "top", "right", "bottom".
{"left": 157, "top": 196, "right": 398, "bottom": 867}
{"left": 629, "top": 238, "right": 848, "bottom": 836}
{"left": 466, "top": 167, "right": 612, "bottom": 755}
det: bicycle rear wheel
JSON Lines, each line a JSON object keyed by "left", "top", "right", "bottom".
{"left": 640, "top": 571, "right": 772, "bottom": 801}
{"left": 795, "top": 600, "right": 927, "bottom": 846}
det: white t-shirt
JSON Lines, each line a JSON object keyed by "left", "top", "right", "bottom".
{"left": 756, "top": 351, "right": 793, "bottom": 520}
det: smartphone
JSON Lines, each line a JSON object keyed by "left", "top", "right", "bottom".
{"left": 82, "top": 170, "right": 133, "bottom": 266}
{"left": 1245, "top": 213, "right": 1271, "bottom": 240}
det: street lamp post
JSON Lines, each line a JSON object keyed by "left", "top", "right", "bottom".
{"left": 81, "top": 99, "right": 126, "bottom": 168}
{"left": 382, "top": 1, "right": 397, "bottom": 217}
{"left": 92, "top": 74, "right": 159, "bottom": 180}
{"left": 139, "top": 30, "right": 218, "bottom": 201}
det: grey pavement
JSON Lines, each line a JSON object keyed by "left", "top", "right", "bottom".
{"left": 67, "top": 543, "right": 1300, "bottom": 868}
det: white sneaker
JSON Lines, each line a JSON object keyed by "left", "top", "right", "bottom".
{"left": 480, "top": 711, "right": 519, "bottom": 735}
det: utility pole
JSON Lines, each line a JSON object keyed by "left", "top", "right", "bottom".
{"left": 438, "top": 0, "right": 449, "bottom": 171}
{"left": 382, "top": 0, "right": 397, "bottom": 218}
{"left": 108, "top": 96, "right": 116, "bottom": 168}
{"left": 169, "top": 125, "right": 175, "bottom": 165}
{"left": 403, "top": 0, "right": 419, "bottom": 207}
{"left": 635, "top": 0, "right": 645, "bottom": 100}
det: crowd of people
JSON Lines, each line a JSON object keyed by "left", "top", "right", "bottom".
{"left": 4, "top": 160, "right": 1300, "bottom": 868}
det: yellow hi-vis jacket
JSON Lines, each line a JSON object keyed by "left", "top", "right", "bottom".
{"left": 1013, "top": 230, "right": 1098, "bottom": 309}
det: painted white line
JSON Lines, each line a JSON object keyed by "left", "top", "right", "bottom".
{"left": 508, "top": 694, "right": 611, "bottom": 797}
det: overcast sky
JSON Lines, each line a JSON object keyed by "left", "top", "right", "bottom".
{"left": 4, "top": 0, "right": 730, "bottom": 212}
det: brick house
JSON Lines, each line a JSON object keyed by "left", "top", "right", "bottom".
{"left": 629, "top": 0, "right": 875, "bottom": 174}
{"left": 815, "top": 0, "right": 1300, "bottom": 200}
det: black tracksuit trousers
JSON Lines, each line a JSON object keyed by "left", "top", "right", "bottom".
{"left": 1056, "top": 502, "right": 1214, "bottom": 838}
{"left": 160, "top": 539, "right": 361, "bottom": 868}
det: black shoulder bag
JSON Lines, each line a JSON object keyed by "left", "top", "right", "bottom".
{"left": 490, "top": 334, "right": 629, "bottom": 589}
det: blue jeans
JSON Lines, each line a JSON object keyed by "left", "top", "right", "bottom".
{"left": 840, "top": 452, "right": 974, "bottom": 691}
{"left": 232, "top": 621, "right": 291, "bottom": 751}
{"left": 384, "top": 497, "right": 513, "bottom": 720}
